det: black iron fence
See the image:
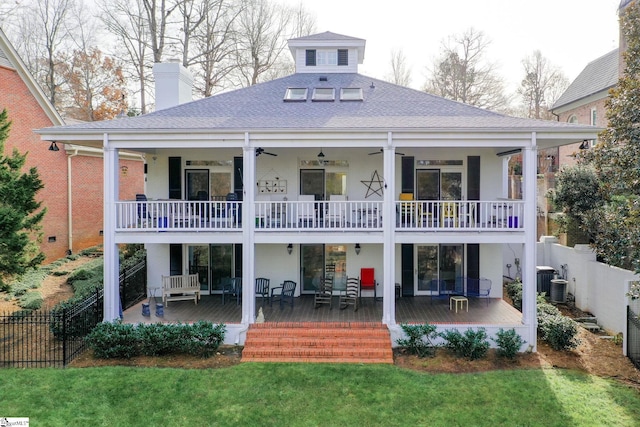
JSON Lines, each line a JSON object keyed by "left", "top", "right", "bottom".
{"left": 0, "top": 258, "right": 146, "bottom": 368}
{"left": 627, "top": 305, "right": 640, "bottom": 369}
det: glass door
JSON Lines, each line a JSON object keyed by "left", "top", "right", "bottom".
{"left": 415, "top": 244, "right": 464, "bottom": 296}
{"left": 210, "top": 244, "right": 234, "bottom": 293}
{"left": 300, "top": 169, "right": 325, "bottom": 199}
{"left": 185, "top": 169, "right": 209, "bottom": 200}
{"left": 417, "top": 168, "right": 463, "bottom": 226}
{"left": 301, "top": 244, "right": 324, "bottom": 293}
{"left": 301, "top": 244, "right": 347, "bottom": 293}
{"left": 188, "top": 245, "right": 210, "bottom": 293}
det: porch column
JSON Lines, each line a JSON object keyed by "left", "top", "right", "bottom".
{"left": 103, "top": 134, "right": 120, "bottom": 321}
{"left": 382, "top": 133, "right": 396, "bottom": 325}
{"left": 521, "top": 133, "right": 538, "bottom": 351}
{"left": 242, "top": 134, "right": 256, "bottom": 324}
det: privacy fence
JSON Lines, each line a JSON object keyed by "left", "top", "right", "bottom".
{"left": 0, "top": 259, "right": 146, "bottom": 368}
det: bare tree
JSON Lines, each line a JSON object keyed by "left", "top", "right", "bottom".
{"left": 175, "top": 0, "right": 208, "bottom": 67}
{"left": 289, "top": 2, "right": 316, "bottom": 38}
{"left": 517, "top": 50, "right": 569, "bottom": 119}
{"left": 190, "top": 0, "right": 243, "bottom": 97}
{"left": 385, "top": 48, "right": 411, "bottom": 87}
{"left": 9, "top": 0, "right": 75, "bottom": 106}
{"left": 233, "top": 0, "right": 293, "bottom": 86}
{"left": 99, "top": 0, "right": 152, "bottom": 113}
{"left": 424, "top": 28, "right": 510, "bottom": 112}
{"left": 142, "top": 0, "right": 179, "bottom": 63}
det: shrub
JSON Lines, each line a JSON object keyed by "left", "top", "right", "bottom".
{"left": 18, "top": 292, "right": 43, "bottom": 310}
{"left": 137, "top": 323, "right": 185, "bottom": 356}
{"left": 86, "top": 321, "right": 140, "bottom": 359}
{"left": 86, "top": 321, "right": 226, "bottom": 359}
{"left": 538, "top": 313, "right": 580, "bottom": 351}
{"left": 492, "top": 328, "right": 525, "bottom": 359}
{"left": 440, "top": 328, "right": 490, "bottom": 360}
{"left": 505, "top": 281, "right": 522, "bottom": 310}
{"left": 185, "top": 321, "right": 227, "bottom": 357}
{"left": 396, "top": 323, "right": 439, "bottom": 357}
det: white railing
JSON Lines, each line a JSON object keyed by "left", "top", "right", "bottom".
{"left": 116, "top": 199, "right": 524, "bottom": 232}
{"left": 395, "top": 200, "right": 524, "bottom": 230}
{"left": 255, "top": 200, "right": 382, "bottom": 230}
{"left": 116, "top": 200, "right": 241, "bottom": 231}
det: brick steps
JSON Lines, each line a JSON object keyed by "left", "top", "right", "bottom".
{"left": 242, "top": 322, "right": 393, "bottom": 364}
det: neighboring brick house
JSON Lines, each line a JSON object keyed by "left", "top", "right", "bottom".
{"left": 0, "top": 27, "right": 144, "bottom": 262}
{"left": 550, "top": 48, "right": 618, "bottom": 167}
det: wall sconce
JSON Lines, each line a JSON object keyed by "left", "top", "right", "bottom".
{"left": 579, "top": 140, "right": 590, "bottom": 150}
{"left": 355, "top": 243, "right": 361, "bottom": 255}
{"left": 120, "top": 165, "right": 129, "bottom": 175}
{"left": 48, "top": 141, "right": 59, "bottom": 151}
{"left": 287, "top": 243, "right": 293, "bottom": 255}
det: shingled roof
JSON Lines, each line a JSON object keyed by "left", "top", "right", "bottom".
{"left": 45, "top": 72, "right": 592, "bottom": 133}
{"left": 552, "top": 49, "right": 618, "bottom": 110}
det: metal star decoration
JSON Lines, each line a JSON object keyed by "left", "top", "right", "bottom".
{"left": 361, "top": 170, "right": 384, "bottom": 198}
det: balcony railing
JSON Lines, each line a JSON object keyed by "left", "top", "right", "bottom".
{"left": 115, "top": 199, "right": 524, "bottom": 232}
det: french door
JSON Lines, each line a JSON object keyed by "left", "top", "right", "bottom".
{"left": 415, "top": 244, "right": 464, "bottom": 296}
{"left": 300, "top": 244, "right": 346, "bottom": 293}
{"left": 187, "top": 244, "right": 234, "bottom": 294}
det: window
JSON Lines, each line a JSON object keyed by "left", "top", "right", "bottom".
{"left": 568, "top": 115, "right": 578, "bottom": 124}
{"left": 312, "top": 87, "right": 335, "bottom": 102}
{"left": 591, "top": 108, "right": 597, "bottom": 126}
{"left": 305, "top": 50, "right": 316, "bottom": 66}
{"left": 338, "top": 49, "right": 348, "bottom": 66}
{"left": 284, "top": 87, "right": 308, "bottom": 102}
{"left": 340, "top": 87, "right": 363, "bottom": 101}
{"left": 317, "top": 50, "right": 337, "bottom": 66}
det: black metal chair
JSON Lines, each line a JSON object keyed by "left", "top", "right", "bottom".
{"left": 314, "top": 276, "right": 334, "bottom": 309}
{"left": 136, "top": 194, "right": 148, "bottom": 226}
{"left": 255, "top": 277, "right": 270, "bottom": 306}
{"left": 222, "top": 277, "right": 242, "bottom": 305}
{"left": 340, "top": 276, "right": 359, "bottom": 311}
{"left": 270, "top": 280, "right": 296, "bottom": 309}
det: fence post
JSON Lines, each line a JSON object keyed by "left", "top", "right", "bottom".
{"left": 121, "top": 269, "right": 127, "bottom": 310}
{"left": 62, "top": 307, "right": 68, "bottom": 367}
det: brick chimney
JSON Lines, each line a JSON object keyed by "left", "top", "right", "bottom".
{"left": 152, "top": 59, "right": 193, "bottom": 111}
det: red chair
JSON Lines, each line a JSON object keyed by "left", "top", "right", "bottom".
{"left": 359, "top": 268, "right": 379, "bottom": 302}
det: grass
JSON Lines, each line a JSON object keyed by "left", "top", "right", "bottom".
{"left": 1, "top": 364, "right": 640, "bottom": 426}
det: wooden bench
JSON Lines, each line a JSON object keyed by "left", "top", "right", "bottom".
{"left": 162, "top": 274, "right": 201, "bottom": 306}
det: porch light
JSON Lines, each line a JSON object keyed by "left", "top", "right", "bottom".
{"left": 317, "top": 149, "right": 325, "bottom": 158}
{"left": 579, "top": 140, "right": 590, "bottom": 150}
{"left": 287, "top": 243, "right": 293, "bottom": 255}
{"left": 48, "top": 141, "right": 59, "bottom": 151}
{"left": 355, "top": 243, "right": 361, "bottom": 255}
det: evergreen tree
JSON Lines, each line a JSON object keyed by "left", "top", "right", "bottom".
{"left": 0, "top": 108, "right": 46, "bottom": 289}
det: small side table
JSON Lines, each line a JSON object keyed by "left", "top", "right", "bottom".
{"left": 450, "top": 296, "right": 468, "bottom": 313}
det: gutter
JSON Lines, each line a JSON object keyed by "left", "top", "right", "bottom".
{"left": 67, "top": 146, "right": 79, "bottom": 255}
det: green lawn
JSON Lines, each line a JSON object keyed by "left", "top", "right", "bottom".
{"left": 1, "top": 364, "right": 639, "bottom": 426}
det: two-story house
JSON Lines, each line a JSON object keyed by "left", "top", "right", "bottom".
{"left": 37, "top": 32, "right": 597, "bottom": 351}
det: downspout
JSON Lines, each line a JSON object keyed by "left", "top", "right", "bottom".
{"left": 67, "top": 147, "right": 79, "bottom": 255}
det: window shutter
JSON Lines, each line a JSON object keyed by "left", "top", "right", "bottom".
{"left": 338, "top": 49, "right": 348, "bottom": 66}
{"left": 306, "top": 49, "right": 316, "bottom": 66}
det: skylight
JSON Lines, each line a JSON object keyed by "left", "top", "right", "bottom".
{"left": 284, "top": 87, "right": 308, "bottom": 102}
{"left": 340, "top": 88, "right": 363, "bottom": 101}
{"left": 312, "top": 87, "right": 335, "bottom": 102}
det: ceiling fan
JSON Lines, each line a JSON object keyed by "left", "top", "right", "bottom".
{"left": 368, "top": 148, "right": 405, "bottom": 156}
{"left": 256, "top": 147, "right": 277, "bottom": 157}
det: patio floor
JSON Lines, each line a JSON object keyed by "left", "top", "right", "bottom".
{"left": 123, "top": 294, "right": 523, "bottom": 325}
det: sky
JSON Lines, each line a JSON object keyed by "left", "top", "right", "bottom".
{"left": 281, "top": 0, "right": 621, "bottom": 94}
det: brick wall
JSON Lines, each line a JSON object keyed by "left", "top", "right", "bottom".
{"left": 1, "top": 64, "right": 144, "bottom": 263}
{"left": 556, "top": 97, "right": 609, "bottom": 168}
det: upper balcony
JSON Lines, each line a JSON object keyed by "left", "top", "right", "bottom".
{"left": 115, "top": 199, "right": 524, "bottom": 232}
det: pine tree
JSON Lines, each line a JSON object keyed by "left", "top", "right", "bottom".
{"left": 0, "top": 108, "right": 46, "bottom": 289}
